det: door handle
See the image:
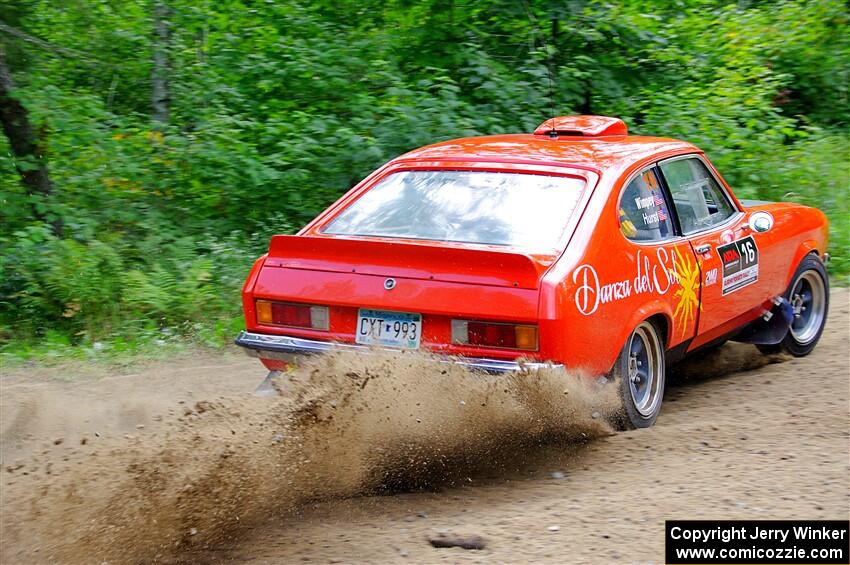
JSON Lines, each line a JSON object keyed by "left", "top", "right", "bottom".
{"left": 695, "top": 244, "right": 712, "bottom": 255}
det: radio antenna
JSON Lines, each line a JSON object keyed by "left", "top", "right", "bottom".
{"left": 522, "top": 0, "right": 558, "bottom": 137}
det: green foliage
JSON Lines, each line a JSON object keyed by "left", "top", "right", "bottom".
{"left": 755, "top": 132, "right": 850, "bottom": 276}
{"left": 0, "top": 0, "right": 848, "bottom": 356}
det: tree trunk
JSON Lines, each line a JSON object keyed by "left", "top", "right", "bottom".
{"left": 151, "top": 0, "right": 170, "bottom": 126}
{"left": 0, "top": 47, "right": 62, "bottom": 237}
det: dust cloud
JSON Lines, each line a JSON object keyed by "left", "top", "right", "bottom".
{"left": 1, "top": 351, "right": 616, "bottom": 563}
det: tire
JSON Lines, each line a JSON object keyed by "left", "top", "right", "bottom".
{"left": 757, "top": 254, "right": 829, "bottom": 357}
{"left": 610, "top": 320, "right": 666, "bottom": 430}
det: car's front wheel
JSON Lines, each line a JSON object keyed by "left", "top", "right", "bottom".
{"left": 610, "top": 320, "right": 666, "bottom": 429}
{"left": 758, "top": 254, "right": 829, "bottom": 357}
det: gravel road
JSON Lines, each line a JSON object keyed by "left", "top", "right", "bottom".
{"left": 1, "top": 289, "right": 847, "bottom": 564}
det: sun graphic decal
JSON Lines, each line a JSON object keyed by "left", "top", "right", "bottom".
{"left": 672, "top": 247, "right": 701, "bottom": 337}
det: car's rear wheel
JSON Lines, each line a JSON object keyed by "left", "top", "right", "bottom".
{"left": 610, "top": 320, "right": 665, "bottom": 429}
{"left": 757, "top": 254, "right": 829, "bottom": 357}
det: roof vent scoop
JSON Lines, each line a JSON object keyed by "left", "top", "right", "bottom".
{"left": 533, "top": 115, "right": 628, "bottom": 137}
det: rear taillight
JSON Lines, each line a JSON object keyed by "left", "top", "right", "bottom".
{"left": 451, "top": 320, "right": 538, "bottom": 351}
{"left": 255, "top": 300, "right": 329, "bottom": 330}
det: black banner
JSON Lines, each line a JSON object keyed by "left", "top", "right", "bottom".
{"left": 666, "top": 520, "right": 849, "bottom": 564}
{"left": 717, "top": 235, "right": 759, "bottom": 295}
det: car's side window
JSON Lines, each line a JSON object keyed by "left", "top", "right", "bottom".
{"left": 618, "top": 168, "right": 674, "bottom": 242}
{"left": 659, "top": 157, "right": 736, "bottom": 234}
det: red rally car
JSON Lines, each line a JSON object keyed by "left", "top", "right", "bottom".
{"left": 236, "top": 115, "right": 830, "bottom": 429}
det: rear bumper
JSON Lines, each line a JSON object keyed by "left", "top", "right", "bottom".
{"left": 234, "top": 330, "right": 561, "bottom": 373}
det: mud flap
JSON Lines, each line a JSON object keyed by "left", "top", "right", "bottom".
{"left": 733, "top": 297, "right": 794, "bottom": 345}
{"left": 254, "top": 370, "right": 283, "bottom": 396}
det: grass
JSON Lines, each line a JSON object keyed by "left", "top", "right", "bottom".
{"left": 2, "top": 274, "right": 846, "bottom": 370}
{"left": 0, "top": 316, "right": 244, "bottom": 370}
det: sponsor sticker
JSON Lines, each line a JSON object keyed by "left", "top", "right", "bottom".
{"left": 571, "top": 246, "right": 701, "bottom": 337}
{"left": 717, "top": 236, "right": 759, "bottom": 295}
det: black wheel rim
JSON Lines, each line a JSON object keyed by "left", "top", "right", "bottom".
{"left": 790, "top": 271, "right": 826, "bottom": 345}
{"left": 627, "top": 322, "right": 663, "bottom": 417}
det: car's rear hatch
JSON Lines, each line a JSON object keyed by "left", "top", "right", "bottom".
{"left": 264, "top": 235, "right": 550, "bottom": 289}
{"left": 247, "top": 235, "right": 555, "bottom": 358}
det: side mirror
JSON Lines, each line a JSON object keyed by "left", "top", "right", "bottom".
{"left": 748, "top": 211, "right": 774, "bottom": 233}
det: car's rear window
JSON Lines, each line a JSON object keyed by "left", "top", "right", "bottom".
{"left": 322, "top": 170, "right": 585, "bottom": 250}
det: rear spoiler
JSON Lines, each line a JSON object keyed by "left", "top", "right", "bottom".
{"left": 265, "top": 235, "right": 549, "bottom": 290}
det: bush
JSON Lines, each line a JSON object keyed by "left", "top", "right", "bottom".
{"left": 0, "top": 0, "right": 847, "bottom": 357}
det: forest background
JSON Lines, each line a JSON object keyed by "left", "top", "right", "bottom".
{"left": 1, "top": 0, "right": 847, "bottom": 362}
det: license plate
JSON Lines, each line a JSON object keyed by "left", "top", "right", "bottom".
{"left": 356, "top": 309, "right": 421, "bottom": 350}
